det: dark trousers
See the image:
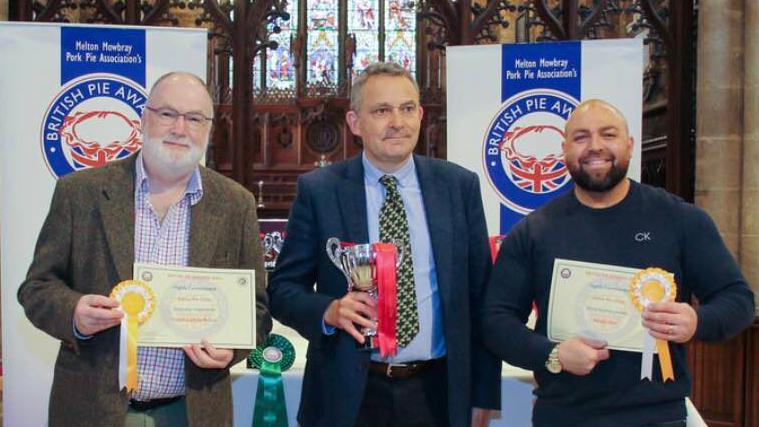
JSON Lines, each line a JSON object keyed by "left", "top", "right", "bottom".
{"left": 354, "top": 360, "right": 450, "bottom": 427}
{"left": 124, "top": 397, "right": 188, "bottom": 427}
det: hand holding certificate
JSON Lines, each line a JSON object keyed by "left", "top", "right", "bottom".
{"left": 132, "top": 263, "right": 258, "bottom": 349}
{"left": 547, "top": 259, "right": 679, "bottom": 382}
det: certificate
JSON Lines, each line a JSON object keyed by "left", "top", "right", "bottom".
{"left": 133, "top": 263, "right": 257, "bottom": 348}
{"left": 547, "top": 258, "right": 650, "bottom": 352}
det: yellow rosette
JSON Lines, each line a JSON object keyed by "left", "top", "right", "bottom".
{"left": 629, "top": 267, "right": 677, "bottom": 382}
{"left": 110, "top": 280, "right": 155, "bottom": 392}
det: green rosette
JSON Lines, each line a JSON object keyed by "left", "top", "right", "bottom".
{"left": 249, "top": 334, "right": 295, "bottom": 427}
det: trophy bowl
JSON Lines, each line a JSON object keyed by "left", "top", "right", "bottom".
{"left": 325, "top": 237, "right": 403, "bottom": 350}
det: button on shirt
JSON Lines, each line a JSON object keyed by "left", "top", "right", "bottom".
{"left": 363, "top": 154, "right": 446, "bottom": 363}
{"left": 130, "top": 153, "right": 203, "bottom": 401}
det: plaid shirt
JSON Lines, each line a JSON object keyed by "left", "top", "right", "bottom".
{"left": 131, "top": 153, "right": 203, "bottom": 401}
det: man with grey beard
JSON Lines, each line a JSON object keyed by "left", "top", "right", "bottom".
{"left": 481, "top": 99, "right": 754, "bottom": 427}
{"left": 18, "top": 72, "right": 271, "bottom": 427}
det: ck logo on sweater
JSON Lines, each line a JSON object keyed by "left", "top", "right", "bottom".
{"left": 635, "top": 232, "right": 652, "bottom": 242}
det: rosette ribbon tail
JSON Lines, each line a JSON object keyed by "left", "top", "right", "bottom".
{"left": 374, "top": 242, "right": 398, "bottom": 358}
{"left": 640, "top": 333, "right": 654, "bottom": 380}
{"left": 656, "top": 339, "right": 674, "bottom": 381}
{"left": 125, "top": 314, "right": 139, "bottom": 391}
{"left": 253, "top": 360, "right": 288, "bottom": 427}
{"left": 118, "top": 315, "right": 128, "bottom": 391}
{"left": 250, "top": 334, "right": 296, "bottom": 427}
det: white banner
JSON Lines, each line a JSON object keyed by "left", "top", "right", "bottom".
{"left": 447, "top": 39, "right": 643, "bottom": 235}
{"left": 0, "top": 22, "right": 207, "bottom": 426}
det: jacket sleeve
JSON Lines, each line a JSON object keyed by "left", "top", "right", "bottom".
{"left": 465, "top": 173, "right": 502, "bottom": 410}
{"left": 231, "top": 197, "right": 272, "bottom": 366}
{"left": 481, "top": 219, "right": 554, "bottom": 372}
{"left": 267, "top": 175, "right": 335, "bottom": 342}
{"left": 17, "top": 178, "right": 85, "bottom": 353}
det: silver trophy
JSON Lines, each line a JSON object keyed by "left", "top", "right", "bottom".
{"left": 325, "top": 237, "right": 403, "bottom": 349}
{"left": 262, "top": 232, "right": 285, "bottom": 272}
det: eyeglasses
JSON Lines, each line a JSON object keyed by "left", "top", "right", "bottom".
{"left": 145, "top": 106, "right": 213, "bottom": 130}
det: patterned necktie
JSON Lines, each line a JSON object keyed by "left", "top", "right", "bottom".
{"left": 379, "top": 174, "right": 419, "bottom": 347}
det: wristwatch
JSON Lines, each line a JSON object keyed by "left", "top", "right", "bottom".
{"left": 545, "top": 344, "right": 562, "bottom": 374}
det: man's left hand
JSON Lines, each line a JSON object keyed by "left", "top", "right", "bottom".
{"left": 472, "top": 408, "right": 493, "bottom": 427}
{"left": 641, "top": 302, "right": 697, "bottom": 343}
{"left": 183, "top": 339, "right": 234, "bottom": 369}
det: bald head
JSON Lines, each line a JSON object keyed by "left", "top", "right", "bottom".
{"left": 565, "top": 99, "right": 629, "bottom": 137}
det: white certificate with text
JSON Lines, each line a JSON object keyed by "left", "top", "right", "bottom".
{"left": 547, "top": 258, "right": 650, "bottom": 352}
{"left": 134, "top": 263, "right": 257, "bottom": 348}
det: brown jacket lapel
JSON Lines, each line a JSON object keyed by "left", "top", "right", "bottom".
{"left": 99, "top": 156, "right": 136, "bottom": 282}
{"left": 189, "top": 167, "right": 225, "bottom": 267}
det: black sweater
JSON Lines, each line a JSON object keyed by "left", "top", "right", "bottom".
{"left": 482, "top": 180, "right": 755, "bottom": 427}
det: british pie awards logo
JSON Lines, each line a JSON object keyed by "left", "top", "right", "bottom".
{"left": 41, "top": 73, "right": 147, "bottom": 178}
{"left": 483, "top": 89, "right": 578, "bottom": 215}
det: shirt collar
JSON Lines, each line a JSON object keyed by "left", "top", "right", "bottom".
{"left": 135, "top": 151, "right": 204, "bottom": 205}
{"left": 362, "top": 152, "right": 416, "bottom": 188}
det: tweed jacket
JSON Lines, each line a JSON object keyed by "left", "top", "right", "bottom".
{"left": 18, "top": 154, "right": 271, "bottom": 427}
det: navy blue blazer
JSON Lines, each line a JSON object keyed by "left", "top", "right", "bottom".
{"left": 267, "top": 154, "right": 501, "bottom": 427}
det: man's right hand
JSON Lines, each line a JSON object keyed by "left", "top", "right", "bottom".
{"left": 73, "top": 294, "right": 123, "bottom": 336}
{"left": 323, "top": 292, "right": 376, "bottom": 343}
{"left": 557, "top": 336, "right": 610, "bottom": 375}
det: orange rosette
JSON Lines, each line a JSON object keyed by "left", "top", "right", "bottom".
{"left": 110, "top": 280, "right": 155, "bottom": 392}
{"left": 629, "top": 267, "right": 677, "bottom": 382}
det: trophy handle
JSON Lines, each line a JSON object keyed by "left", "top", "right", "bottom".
{"left": 326, "top": 237, "right": 352, "bottom": 285}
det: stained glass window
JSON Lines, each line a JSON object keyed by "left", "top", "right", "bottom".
{"left": 249, "top": 0, "right": 417, "bottom": 95}
{"left": 307, "top": 0, "right": 339, "bottom": 85}
{"left": 266, "top": 0, "right": 298, "bottom": 90}
{"left": 253, "top": 50, "right": 262, "bottom": 91}
{"left": 348, "top": 0, "right": 379, "bottom": 77}
{"left": 254, "top": 1, "right": 298, "bottom": 92}
{"left": 384, "top": 0, "right": 416, "bottom": 76}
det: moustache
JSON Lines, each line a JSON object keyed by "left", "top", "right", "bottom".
{"left": 382, "top": 133, "right": 411, "bottom": 140}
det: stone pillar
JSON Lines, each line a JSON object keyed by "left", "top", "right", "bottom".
{"left": 0, "top": 0, "right": 7, "bottom": 21}
{"left": 694, "top": 2, "right": 743, "bottom": 257}
{"left": 741, "top": 1, "right": 759, "bottom": 311}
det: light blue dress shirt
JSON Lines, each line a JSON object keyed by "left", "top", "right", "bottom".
{"left": 362, "top": 153, "right": 446, "bottom": 363}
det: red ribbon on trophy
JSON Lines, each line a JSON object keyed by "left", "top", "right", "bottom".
{"left": 374, "top": 242, "right": 398, "bottom": 358}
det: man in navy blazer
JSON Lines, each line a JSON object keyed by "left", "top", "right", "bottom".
{"left": 267, "top": 62, "right": 501, "bottom": 427}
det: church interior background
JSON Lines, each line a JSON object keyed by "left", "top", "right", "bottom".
{"left": 2, "top": 0, "right": 759, "bottom": 425}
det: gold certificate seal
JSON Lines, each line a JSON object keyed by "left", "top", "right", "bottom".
{"left": 110, "top": 280, "right": 156, "bottom": 392}
{"left": 629, "top": 267, "right": 677, "bottom": 381}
